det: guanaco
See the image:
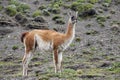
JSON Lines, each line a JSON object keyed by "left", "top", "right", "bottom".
{"left": 21, "top": 11, "right": 78, "bottom": 76}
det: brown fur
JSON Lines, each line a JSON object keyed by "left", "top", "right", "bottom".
{"left": 23, "top": 29, "right": 73, "bottom": 50}
{"left": 21, "top": 32, "right": 29, "bottom": 43}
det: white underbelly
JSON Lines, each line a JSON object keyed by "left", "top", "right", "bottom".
{"left": 35, "top": 34, "right": 53, "bottom": 51}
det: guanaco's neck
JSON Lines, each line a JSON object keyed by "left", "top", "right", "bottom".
{"left": 65, "top": 22, "right": 76, "bottom": 39}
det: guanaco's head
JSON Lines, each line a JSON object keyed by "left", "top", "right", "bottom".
{"left": 68, "top": 11, "right": 78, "bottom": 25}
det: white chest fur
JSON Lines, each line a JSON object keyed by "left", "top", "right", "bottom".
{"left": 61, "top": 26, "right": 75, "bottom": 51}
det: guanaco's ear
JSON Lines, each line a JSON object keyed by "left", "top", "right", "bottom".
{"left": 75, "top": 11, "right": 78, "bottom": 18}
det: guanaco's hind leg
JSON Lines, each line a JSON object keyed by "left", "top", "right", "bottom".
{"left": 53, "top": 49, "right": 59, "bottom": 73}
{"left": 22, "top": 50, "right": 33, "bottom": 76}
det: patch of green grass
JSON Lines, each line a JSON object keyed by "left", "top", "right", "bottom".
{"left": 39, "top": 5, "right": 46, "bottom": 10}
{"left": 104, "top": 0, "right": 112, "bottom": 3}
{"left": 51, "top": 8, "right": 61, "bottom": 14}
{"left": 71, "top": 2, "right": 93, "bottom": 12}
{"left": 17, "top": 3, "right": 30, "bottom": 13}
{"left": 89, "top": 0, "right": 99, "bottom": 4}
{"left": 52, "top": 15, "right": 62, "bottom": 21}
{"left": 9, "top": 0, "right": 20, "bottom": 6}
{"left": 76, "top": 0, "right": 85, "bottom": 3}
{"left": 37, "top": 67, "right": 79, "bottom": 79}
{"left": 12, "top": 45, "right": 19, "bottom": 50}
{"left": 12, "top": 71, "right": 22, "bottom": 77}
{"left": 10, "top": 0, "right": 30, "bottom": 13}
{"left": 85, "top": 30, "right": 99, "bottom": 36}
{"left": 110, "top": 9, "right": 115, "bottom": 14}
{"left": 42, "top": 10, "right": 50, "bottom": 16}
{"left": 51, "top": 0, "right": 63, "bottom": 8}
{"left": 75, "top": 37, "right": 81, "bottom": 42}
{"left": 108, "top": 62, "right": 120, "bottom": 73}
{"left": 70, "top": 43, "right": 75, "bottom": 47}
{"left": 81, "top": 68, "right": 105, "bottom": 77}
{"left": 96, "top": 15, "right": 106, "bottom": 22}
{"left": 63, "top": 4, "right": 71, "bottom": 9}
{"left": 0, "top": 61, "right": 15, "bottom": 67}
{"left": 32, "top": 10, "right": 41, "bottom": 17}
{"left": 90, "top": 47, "right": 97, "bottom": 51}
{"left": 98, "top": 22, "right": 105, "bottom": 27}
{"left": 110, "top": 20, "right": 120, "bottom": 26}
{"left": 6, "top": 5, "right": 17, "bottom": 16}
{"left": 0, "top": 5, "right": 3, "bottom": 11}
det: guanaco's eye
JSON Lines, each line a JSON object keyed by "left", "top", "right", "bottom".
{"left": 71, "top": 16, "right": 75, "bottom": 21}
{"left": 71, "top": 16, "right": 76, "bottom": 21}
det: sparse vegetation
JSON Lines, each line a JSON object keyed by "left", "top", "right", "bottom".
{"left": 38, "top": 5, "right": 46, "bottom": 10}
{"left": 9, "top": 0, "right": 30, "bottom": 13}
{"left": 0, "top": 0, "right": 120, "bottom": 79}
{"left": 42, "top": 10, "right": 50, "bottom": 16}
{"left": 108, "top": 62, "right": 120, "bottom": 73}
{"left": 52, "top": 15, "right": 62, "bottom": 21}
{"left": 55, "top": 18, "right": 65, "bottom": 24}
{"left": 6, "top": 5, "right": 17, "bottom": 16}
{"left": 89, "top": 0, "right": 98, "bottom": 4}
{"left": 85, "top": 30, "right": 99, "bottom": 36}
{"left": 32, "top": 10, "right": 41, "bottom": 17}
{"left": 12, "top": 45, "right": 19, "bottom": 50}
{"left": 71, "top": 2, "right": 94, "bottom": 12}
{"left": 9, "top": 0, "right": 20, "bottom": 6}
{"left": 17, "top": 3, "right": 30, "bottom": 13}
{"left": 96, "top": 15, "right": 106, "bottom": 22}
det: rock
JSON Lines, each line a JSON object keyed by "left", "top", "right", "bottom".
{"left": 15, "top": 13, "right": 28, "bottom": 24}
{"left": 66, "top": 64, "right": 90, "bottom": 70}
{"left": 55, "top": 19, "right": 65, "bottom": 25}
{"left": 34, "top": 16, "right": 46, "bottom": 23}
{"left": 79, "top": 74, "right": 105, "bottom": 78}
{"left": 25, "top": 21, "right": 49, "bottom": 30}
{"left": 0, "top": 15, "right": 17, "bottom": 26}
{"left": 0, "top": 28, "right": 13, "bottom": 35}
{"left": 79, "top": 9, "right": 96, "bottom": 17}
{"left": 33, "top": 0, "right": 39, "bottom": 5}
{"left": 99, "top": 62, "right": 112, "bottom": 68}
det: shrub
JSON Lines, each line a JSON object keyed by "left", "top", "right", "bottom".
{"left": 39, "top": 5, "right": 46, "bottom": 10}
{"left": 83, "top": 3, "right": 94, "bottom": 11}
{"left": 6, "top": 5, "right": 17, "bottom": 16}
{"left": 77, "top": 0, "right": 85, "bottom": 3}
{"left": 63, "top": 4, "right": 71, "bottom": 9}
{"left": 52, "top": 15, "right": 62, "bottom": 21}
{"left": 96, "top": 15, "right": 106, "bottom": 22}
{"left": 42, "top": 10, "right": 50, "bottom": 16}
{"left": 9, "top": 0, "right": 20, "bottom": 6}
{"left": 89, "top": 0, "right": 98, "bottom": 4}
{"left": 70, "top": 2, "right": 79, "bottom": 11}
{"left": 52, "top": 0, "right": 63, "bottom": 8}
{"left": 109, "top": 62, "right": 120, "bottom": 73}
{"left": 12, "top": 45, "right": 18, "bottom": 50}
{"left": 0, "top": 5, "right": 3, "bottom": 11}
{"left": 55, "top": 18, "right": 65, "bottom": 25}
{"left": 17, "top": 3, "right": 30, "bottom": 13}
{"left": 104, "top": 0, "right": 111, "bottom": 3}
{"left": 71, "top": 2, "right": 93, "bottom": 12}
{"left": 32, "top": 10, "right": 41, "bottom": 17}
{"left": 52, "top": 8, "right": 60, "bottom": 14}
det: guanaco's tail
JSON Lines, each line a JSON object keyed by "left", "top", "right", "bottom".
{"left": 21, "top": 32, "right": 29, "bottom": 43}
